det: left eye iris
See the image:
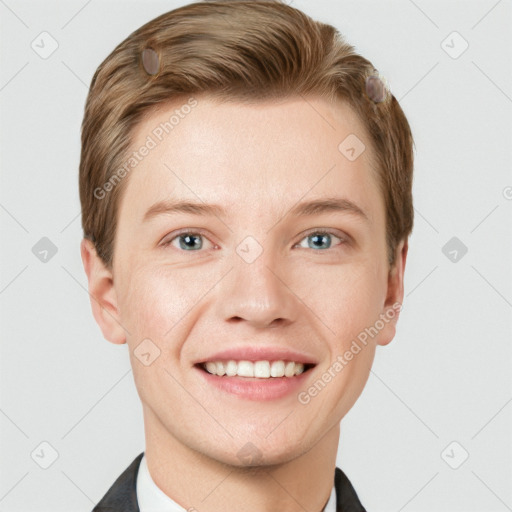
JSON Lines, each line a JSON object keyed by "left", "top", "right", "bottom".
{"left": 176, "top": 233, "right": 203, "bottom": 250}
{"left": 298, "top": 232, "right": 341, "bottom": 250}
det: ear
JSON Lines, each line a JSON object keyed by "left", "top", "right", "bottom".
{"left": 376, "top": 239, "right": 408, "bottom": 347}
{"left": 80, "top": 238, "right": 126, "bottom": 345}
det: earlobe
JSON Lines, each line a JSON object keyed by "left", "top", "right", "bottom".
{"left": 80, "top": 238, "right": 127, "bottom": 345}
{"left": 377, "top": 239, "right": 408, "bottom": 347}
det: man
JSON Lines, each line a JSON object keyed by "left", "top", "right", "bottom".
{"left": 79, "top": 1, "right": 414, "bottom": 510}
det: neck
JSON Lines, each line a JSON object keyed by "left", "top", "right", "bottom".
{"left": 143, "top": 406, "right": 340, "bottom": 512}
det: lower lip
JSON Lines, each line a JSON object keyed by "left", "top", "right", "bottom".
{"left": 196, "top": 366, "right": 313, "bottom": 401}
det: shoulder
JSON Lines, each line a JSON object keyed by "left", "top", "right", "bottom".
{"left": 92, "top": 452, "right": 144, "bottom": 512}
{"left": 334, "top": 466, "right": 368, "bottom": 512}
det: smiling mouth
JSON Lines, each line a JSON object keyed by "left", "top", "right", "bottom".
{"left": 197, "top": 360, "right": 316, "bottom": 379}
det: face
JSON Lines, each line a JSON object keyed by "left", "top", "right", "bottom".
{"left": 84, "top": 95, "right": 406, "bottom": 467}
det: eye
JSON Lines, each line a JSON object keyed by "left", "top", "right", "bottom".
{"left": 160, "top": 230, "right": 214, "bottom": 251}
{"left": 294, "top": 230, "right": 346, "bottom": 251}
{"left": 160, "top": 228, "right": 348, "bottom": 253}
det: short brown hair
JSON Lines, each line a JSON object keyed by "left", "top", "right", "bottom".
{"left": 79, "top": 0, "right": 414, "bottom": 269}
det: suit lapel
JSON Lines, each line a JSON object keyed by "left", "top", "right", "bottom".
{"left": 92, "top": 452, "right": 144, "bottom": 512}
{"left": 334, "top": 466, "right": 367, "bottom": 512}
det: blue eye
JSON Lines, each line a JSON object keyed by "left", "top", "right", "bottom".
{"left": 295, "top": 231, "right": 344, "bottom": 250}
{"left": 163, "top": 232, "right": 206, "bottom": 251}
{"left": 161, "top": 229, "right": 346, "bottom": 252}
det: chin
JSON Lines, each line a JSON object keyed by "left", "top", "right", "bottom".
{"left": 202, "top": 431, "right": 315, "bottom": 470}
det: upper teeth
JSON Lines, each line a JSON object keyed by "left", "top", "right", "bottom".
{"left": 203, "top": 360, "right": 305, "bottom": 378}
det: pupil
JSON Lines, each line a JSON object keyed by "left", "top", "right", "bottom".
{"left": 180, "top": 234, "right": 201, "bottom": 250}
{"left": 311, "top": 234, "right": 330, "bottom": 249}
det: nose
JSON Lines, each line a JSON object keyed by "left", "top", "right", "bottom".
{"left": 215, "top": 247, "right": 298, "bottom": 329}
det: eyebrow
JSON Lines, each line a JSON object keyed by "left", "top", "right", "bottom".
{"left": 142, "top": 197, "right": 369, "bottom": 223}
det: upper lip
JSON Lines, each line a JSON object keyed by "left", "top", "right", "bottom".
{"left": 195, "top": 346, "right": 318, "bottom": 366}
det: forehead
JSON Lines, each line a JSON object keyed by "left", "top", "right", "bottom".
{"left": 120, "top": 95, "right": 382, "bottom": 224}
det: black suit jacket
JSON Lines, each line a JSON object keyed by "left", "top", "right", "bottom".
{"left": 93, "top": 452, "right": 367, "bottom": 512}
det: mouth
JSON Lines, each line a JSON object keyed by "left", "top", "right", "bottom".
{"left": 198, "top": 360, "right": 316, "bottom": 378}
{"left": 194, "top": 359, "right": 317, "bottom": 401}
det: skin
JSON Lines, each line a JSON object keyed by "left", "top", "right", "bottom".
{"left": 81, "top": 95, "right": 407, "bottom": 512}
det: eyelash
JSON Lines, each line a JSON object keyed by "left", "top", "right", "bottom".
{"left": 160, "top": 228, "right": 349, "bottom": 253}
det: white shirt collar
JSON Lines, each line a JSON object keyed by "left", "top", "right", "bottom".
{"left": 136, "top": 453, "right": 185, "bottom": 512}
{"left": 137, "top": 453, "right": 337, "bottom": 512}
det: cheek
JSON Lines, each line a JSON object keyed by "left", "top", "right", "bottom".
{"left": 117, "top": 264, "right": 186, "bottom": 340}
{"left": 118, "top": 263, "right": 221, "bottom": 360}
{"left": 301, "top": 260, "right": 387, "bottom": 342}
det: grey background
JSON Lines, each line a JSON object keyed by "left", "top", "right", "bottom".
{"left": 1, "top": 0, "right": 511, "bottom": 510}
